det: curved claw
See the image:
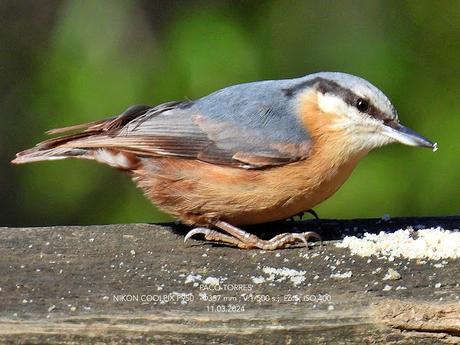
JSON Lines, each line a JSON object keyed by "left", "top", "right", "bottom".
{"left": 184, "top": 227, "right": 210, "bottom": 243}
{"left": 306, "top": 209, "right": 320, "bottom": 220}
{"left": 287, "top": 209, "right": 320, "bottom": 222}
{"left": 304, "top": 231, "right": 322, "bottom": 246}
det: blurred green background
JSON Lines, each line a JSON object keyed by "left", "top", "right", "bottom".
{"left": 1, "top": 0, "right": 459, "bottom": 227}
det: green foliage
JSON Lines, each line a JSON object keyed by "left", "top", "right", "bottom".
{"left": 4, "top": 0, "right": 459, "bottom": 225}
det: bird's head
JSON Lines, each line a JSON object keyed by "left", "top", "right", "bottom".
{"left": 297, "top": 72, "right": 437, "bottom": 154}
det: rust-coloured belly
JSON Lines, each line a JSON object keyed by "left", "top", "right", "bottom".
{"left": 221, "top": 153, "right": 364, "bottom": 225}
{"left": 134, "top": 149, "right": 366, "bottom": 226}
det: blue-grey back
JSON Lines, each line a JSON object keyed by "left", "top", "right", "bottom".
{"left": 103, "top": 76, "right": 316, "bottom": 167}
{"left": 194, "top": 78, "right": 310, "bottom": 144}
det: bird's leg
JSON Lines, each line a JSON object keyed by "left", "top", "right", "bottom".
{"left": 184, "top": 220, "right": 321, "bottom": 250}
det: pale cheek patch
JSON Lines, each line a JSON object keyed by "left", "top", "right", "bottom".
{"left": 94, "top": 149, "right": 134, "bottom": 169}
{"left": 317, "top": 93, "right": 346, "bottom": 115}
{"left": 317, "top": 92, "right": 368, "bottom": 124}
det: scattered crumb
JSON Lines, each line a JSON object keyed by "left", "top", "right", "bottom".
{"left": 184, "top": 273, "right": 202, "bottom": 284}
{"left": 372, "top": 267, "right": 382, "bottom": 274}
{"left": 290, "top": 275, "right": 306, "bottom": 286}
{"left": 251, "top": 276, "right": 266, "bottom": 284}
{"left": 202, "top": 277, "right": 220, "bottom": 286}
{"left": 183, "top": 274, "right": 226, "bottom": 286}
{"left": 253, "top": 266, "right": 307, "bottom": 286}
{"left": 382, "top": 285, "right": 392, "bottom": 291}
{"left": 434, "top": 282, "right": 442, "bottom": 288}
{"left": 330, "top": 271, "right": 352, "bottom": 279}
{"left": 336, "top": 227, "right": 460, "bottom": 260}
{"left": 383, "top": 268, "right": 401, "bottom": 281}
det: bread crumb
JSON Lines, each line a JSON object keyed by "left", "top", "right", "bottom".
{"left": 251, "top": 276, "right": 266, "bottom": 284}
{"left": 202, "top": 277, "right": 220, "bottom": 286}
{"left": 336, "top": 227, "right": 460, "bottom": 260}
{"left": 254, "top": 266, "right": 307, "bottom": 286}
{"left": 383, "top": 268, "right": 401, "bottom": 281}
{"left": 330, "top": 271, "right": 352, "bottom": 279}
{"left": 184, "top": 273, "right": 202, "bottom": 284}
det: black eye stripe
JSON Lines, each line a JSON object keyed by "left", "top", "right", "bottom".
{"left": 367, "top": 104, "right": 389, "bottom": 122}
{"left": 283, "top": 77, "right": 394, "bottom": 123}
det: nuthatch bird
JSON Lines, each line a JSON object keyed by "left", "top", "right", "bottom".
{"left": 13, "top": 72, "right": 437, "bottom": 249}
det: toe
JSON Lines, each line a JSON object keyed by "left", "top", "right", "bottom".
{"left": 289, "top": 233, "right": 310, "bottom": 247}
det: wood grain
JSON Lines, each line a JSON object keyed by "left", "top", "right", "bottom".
{"left": 0, "top": 216, "right": 459, "bottom": 344}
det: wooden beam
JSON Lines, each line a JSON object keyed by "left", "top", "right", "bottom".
{"left": 0, "top": 217, "right": 459, "bottom": 343}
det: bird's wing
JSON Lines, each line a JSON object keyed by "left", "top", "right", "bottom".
{"left": 27, "top": 81, "right": 312, "bottom": 169}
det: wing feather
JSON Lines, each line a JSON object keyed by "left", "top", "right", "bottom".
{"left": 15, "top": 80, "right": 312, "bottom": 169}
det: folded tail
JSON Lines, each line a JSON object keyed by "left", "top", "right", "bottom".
{"left": 11, "top": 133, "right": 94, "bottom": 164}
{"left": 11, "top": 104, "right": 152, "bottom": 168}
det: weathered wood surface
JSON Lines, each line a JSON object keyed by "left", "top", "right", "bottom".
{"left": 0, "top": 216, "right": 459, "bottom": 344}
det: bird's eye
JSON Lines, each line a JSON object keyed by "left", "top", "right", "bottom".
{"left": 355, "top": 98, "right": 369, "bottom": 112}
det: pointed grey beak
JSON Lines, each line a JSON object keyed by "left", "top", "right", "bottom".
{"left": 382, "top": 123, "right": 437, "bottom": 150}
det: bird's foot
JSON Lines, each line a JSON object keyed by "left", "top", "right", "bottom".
{"left": 184, "top": 220, "right": 321, "bottom": 250}
{"left": 305, "top": 209, "right": 320, "bottom": 220}
{"left": 288, "top": 209, "right": 320, "bottom": 222}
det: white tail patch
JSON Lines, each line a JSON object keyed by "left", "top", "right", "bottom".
{"left": 94, "top": 149, "right": 136, "bottom": 170}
